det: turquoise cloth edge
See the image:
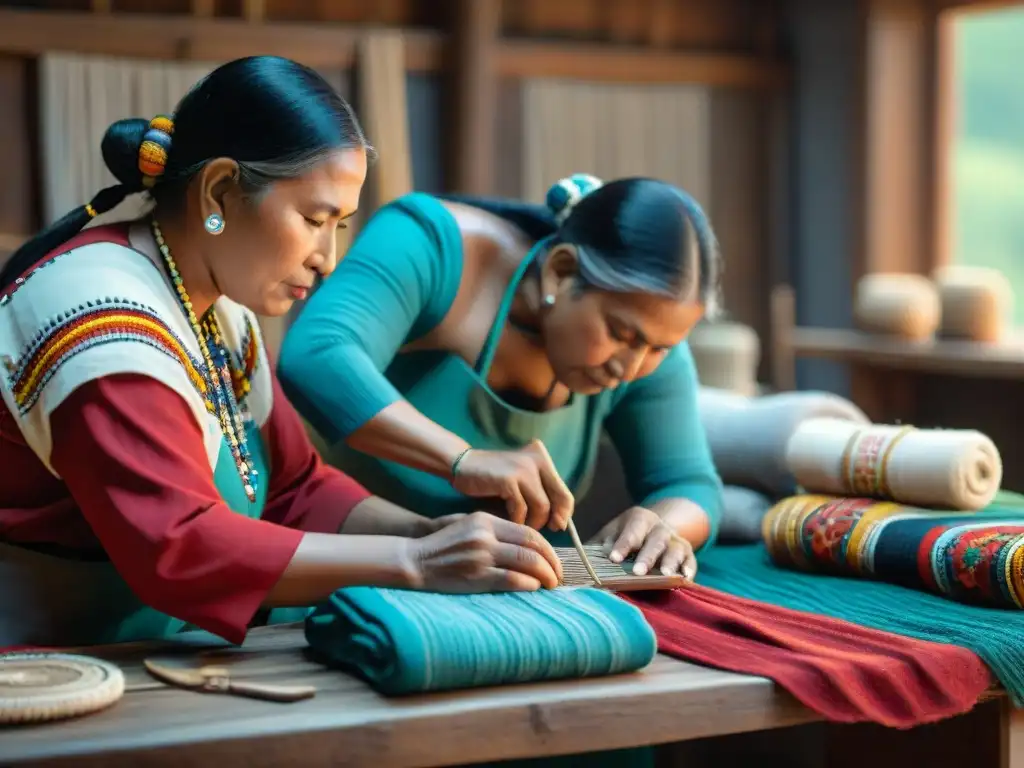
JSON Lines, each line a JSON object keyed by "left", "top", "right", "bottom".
{"left": 305, "top": 586, "right": 657, "bottom": 697}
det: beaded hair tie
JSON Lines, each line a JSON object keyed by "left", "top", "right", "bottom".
{"left": 138, "top": 115, "right": 174, "bottom": 189}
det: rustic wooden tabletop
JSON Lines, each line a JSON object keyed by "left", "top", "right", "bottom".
{"left": 0, "top": 623, "right": 820, "bottom": 767}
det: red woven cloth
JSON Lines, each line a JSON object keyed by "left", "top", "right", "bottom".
{"left": 626, "top": 585, "right": 992, "bottom": 728}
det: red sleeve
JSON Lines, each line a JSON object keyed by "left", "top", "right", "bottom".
{"left": 50, "top": 375, "right": 303, "bottom": 645}
{"left": 259, "top": 374, "right": 371, "bottom": 533}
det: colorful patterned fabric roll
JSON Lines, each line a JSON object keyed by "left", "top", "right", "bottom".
{"left": 762, "top": 491, "right": 1024, "bottom": 609}
{"left": 305, "top": 586, "right": 657, "bottom": 695}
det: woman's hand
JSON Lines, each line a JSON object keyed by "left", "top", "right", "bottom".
{"left": 591, "top": 507, "right": 697, "bottom": 580}
{"left": 407, "top": 511, "right": 563, "bottom": 592}
{"left": 449, "top": 440, "right": 574, "bottom": 532}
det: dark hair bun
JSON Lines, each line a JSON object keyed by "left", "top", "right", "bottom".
{"left": 101, "top": 117, "right": 149, "bottom": 191}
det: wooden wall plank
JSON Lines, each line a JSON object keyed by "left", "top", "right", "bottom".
{"left": 931, "top": 10, "right": 956, "bottom": 268}
{"left": 449, "top": 0, "right": 501, "bottom": 194}
{"left": 861, "top": 0, "right": 937, "bottom": 277}
{"left": 0, "top": 55, "right": 35, "bottom": 243}
{"left": 241, "top": 0, "right": 263, "bottom": 22}
{"left": 495, "top": 78, "right": 524, "bottom": 199}
{"left": 709, "top": 90, "right": 771, "bottom": 377}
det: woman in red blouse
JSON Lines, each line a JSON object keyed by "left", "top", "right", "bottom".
{"left": 0, "top": 56, "right": 560, "bottom": 648}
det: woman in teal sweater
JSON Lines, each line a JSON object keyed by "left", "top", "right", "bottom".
{"left": 279, "top": 173, "right": 723, "bottom": 580}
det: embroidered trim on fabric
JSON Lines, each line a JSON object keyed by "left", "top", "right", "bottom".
{"left": 7, "top": 299, "right": 211, "bottom": 415}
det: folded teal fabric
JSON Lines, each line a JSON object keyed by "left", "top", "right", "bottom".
{"left": 305, "top": 586, "right": 657, "bottom": 696}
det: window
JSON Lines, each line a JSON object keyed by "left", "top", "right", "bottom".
{"left": 948, "top": 4, "right": 1024, "bottom": 326}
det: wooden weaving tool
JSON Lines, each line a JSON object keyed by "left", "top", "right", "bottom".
{"left": 557, "top": 519, "right": 687, "bottom": 592}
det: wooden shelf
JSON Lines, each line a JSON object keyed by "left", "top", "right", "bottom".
{"left": 791, "top": 327, "right": 1024, "bottom": 381}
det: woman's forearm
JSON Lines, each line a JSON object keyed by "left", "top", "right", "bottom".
{"left": 648, "top": 498, "right": 712, "bottom": 549}
{"left": 346, "top": 401, "right": 470, "bottom": 479}
{"left": 263, "top": 532, "right": 421, "bottom": 607}
{"left": 339, "top": 495, "right": 440, "bottom": 538}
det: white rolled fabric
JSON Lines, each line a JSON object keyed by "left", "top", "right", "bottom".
{"left": 785, "top": 417, "right": 1002, "bottom": 511}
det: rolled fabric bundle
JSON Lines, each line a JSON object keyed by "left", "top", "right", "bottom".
{"left": 687, "top": 321, "right": 760, "bottom": 396}
{"left": 305, "top": 586, "right": 656, "bottom": 696}
{"left": 933, "top": 264, "right": 1013, "bottom": 343}
{"left": 853, "top": 273, "right": 940, "bottom": 341}
{"left": 759, "top": 493, "right": 1024, "bottom": 609}
{"left": 785, "top": 418, "right": 1002, "bottom": 511}
{"left": 698, "top": 387, "right": 870, "bottom": 497}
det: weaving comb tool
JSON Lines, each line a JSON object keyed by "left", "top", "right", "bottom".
{"left": 558, "top": 518, "right": 687, "bottom": 592}
{"left": 143, "top": 659, "right": 316, "bottom": 703}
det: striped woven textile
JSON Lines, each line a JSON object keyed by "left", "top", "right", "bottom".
{"left": 305, "top": 586, "right": 657, "bottom": 696}
{"left": 762, "top": 491, "right": 1024, "bottom": 608}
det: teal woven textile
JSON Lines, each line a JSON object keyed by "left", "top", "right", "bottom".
{"left": 697, "top": 543, "right": 1024, "bottom": 704}
{"left": 305, "top": 586, "right": 657, "bottom": 696}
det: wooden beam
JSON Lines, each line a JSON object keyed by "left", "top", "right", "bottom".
{"left": 0, "top": 9, "right": 443, "bottom": 70}
{"left": 646, "top": 0, "right": 677, "bottom": 47}
{"left": 860, "top": 0, "right": 938, "bottom": 277}
{"left": 932, "top": 10, "right": 956, "bottom": 269}
{"left": 449, "top": 0, "right": 501, "bottom": 194}
{"left": 498, "top": 41, "right": 788, "bottom": 88}
{"left": 242, "top": 0, "right": 265, "bottom": 23}
{"left": 191, "top": 0, "right": 215, "bottom": 17}
{"left": 935, "top": 0, "right": 1023, "bottom": 10}
{"left": 91, "top": 0, "right": 113, "bottom": 12}
{"left": 0, "top": 9, "right": 786, "bottom": 90}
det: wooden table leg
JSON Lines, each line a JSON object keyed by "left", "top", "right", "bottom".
{"left": 1002, "top": 698, "right": 1024, "bottom": 768}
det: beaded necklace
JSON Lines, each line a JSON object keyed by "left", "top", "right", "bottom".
{"left": 150, "top": 218, "right": 258, "bottom": 502}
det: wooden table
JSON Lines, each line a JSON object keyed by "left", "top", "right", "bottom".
{"left": 3, "top": 624, "right": 1022, "bottom": 768}
{"left": 0, "top": 624, "right": 820, "bottom": 767}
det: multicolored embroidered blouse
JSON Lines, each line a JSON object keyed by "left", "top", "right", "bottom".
{"left": 0, "top": 222, "right": 370, "bottom": 645}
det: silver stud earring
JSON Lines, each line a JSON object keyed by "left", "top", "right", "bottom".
{"left": 204, "top": 213, "right": 225, "bottom": 235}
{"left": 542, "top": 294, "right": 556, "bottom": 307}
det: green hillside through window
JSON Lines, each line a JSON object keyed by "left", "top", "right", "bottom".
{"left": 953, "top": 6, "right": 1024, "bottom": 325}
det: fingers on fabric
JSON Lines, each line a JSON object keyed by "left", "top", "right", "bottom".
{"left": 487, "top": 514, "right": 563, "bottom": 584}
{"left": 610, "top": 513, "right": 648, "bottom": 563}
{"left": 632, "top": 525, "right": 673, "bottom": 576}
{"left": 490, "top": 542, "right": 559, "bottom": 589}
{"left": 443, "top": 512, "right": 561, "bottom": 589}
